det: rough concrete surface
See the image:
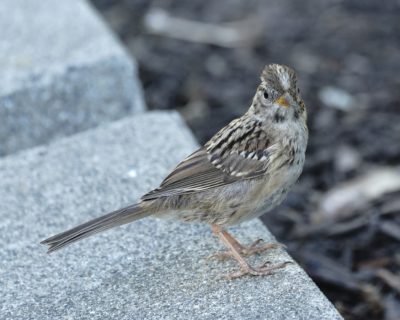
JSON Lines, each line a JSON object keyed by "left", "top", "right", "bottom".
{"left": 0, "top": 112, "right": 342, "bottom": 319}
{"left": 0, "top": 0, "right": 144, "bottom": 156}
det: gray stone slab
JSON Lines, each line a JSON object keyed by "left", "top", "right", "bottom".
{"left": 0, "top": 0, "right": 144, "bottom": 156}
{"left": 0, "top": 111, "right": 342, "bottom": 320}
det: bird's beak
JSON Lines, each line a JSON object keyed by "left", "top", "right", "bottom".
{"left": 275, "top": 95, "right": 290, "bottom": 107}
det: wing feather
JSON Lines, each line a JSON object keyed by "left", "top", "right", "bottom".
{"left": 141, "top": 148, "right": 236, "bottom": 200}
{"left": 141, "top": 118, "right": 279, "bottom": 201}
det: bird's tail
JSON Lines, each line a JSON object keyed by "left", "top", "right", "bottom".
{"left": 41, "top": 203, "right": 151, "bottom": 253}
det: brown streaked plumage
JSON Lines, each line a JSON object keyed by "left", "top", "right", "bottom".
{"left": 41, "top": 64, "right": 308, "bottom": 279}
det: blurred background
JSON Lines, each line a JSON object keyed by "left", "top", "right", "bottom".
{"left": 90, "top": 0, "right": 400, "bottom": 319}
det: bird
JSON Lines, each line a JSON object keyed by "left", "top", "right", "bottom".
{"left": 41, "top": 64, "right": 308, "bottom": 279}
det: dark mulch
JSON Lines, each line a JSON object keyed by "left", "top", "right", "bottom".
{"left": 91, "top": 1, "right": 400, "bottom": 318}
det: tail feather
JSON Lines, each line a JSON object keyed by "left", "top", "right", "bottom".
{"left": 41, "top": 203, "right": 150, "bottom": 253}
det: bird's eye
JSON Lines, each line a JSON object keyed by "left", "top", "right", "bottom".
{"left": 263, "top": 91, "right": 269, "bottom": 100}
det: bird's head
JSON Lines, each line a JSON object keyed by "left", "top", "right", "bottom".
{"left": 250, "top": 64, "right": 306, "bottom": 123}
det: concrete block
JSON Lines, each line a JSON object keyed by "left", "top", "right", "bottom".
{"left": 0, "top": 0, "right": 144, "bottom": 156}
{"left": 0, "top": 111, "right": 342, "bottom": 319}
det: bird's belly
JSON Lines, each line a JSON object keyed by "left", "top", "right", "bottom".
{"left": 226, "top": 181, "right": 288, "bottom": 225}
{"left": 227, "top": 160, "right": 304, "bottom": 225}
{"left": 157, "top": 158, "right": 304, "bottom": 226}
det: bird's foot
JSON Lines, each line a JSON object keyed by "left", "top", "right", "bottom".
{"left": 223, "top": 261, "right": 293, "bottom": 280}
{"left": 210, "top": 225, "right": 291, "bottom": 280}
{"left": 207, "top": 239, "right": 285, "bottom": 261}
{"left": 242, "top": 239, "right": 285, "bottom": 256}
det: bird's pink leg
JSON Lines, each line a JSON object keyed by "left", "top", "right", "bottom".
{"left": 207, "top": 225, "right": 285, "bottom": 261}
{"left": 210, "top": 225, "right": 291, "bottom": 280}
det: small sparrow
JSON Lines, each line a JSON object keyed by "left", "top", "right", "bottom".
{"left": 42, "top": 64, "right": 308, "bottom": 279}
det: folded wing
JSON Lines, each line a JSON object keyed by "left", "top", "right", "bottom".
{"left": 141, "top": 118, "right": 278, "bottom": 201}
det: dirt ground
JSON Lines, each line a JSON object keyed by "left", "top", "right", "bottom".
{"left": 91, "top": 1, "right": 400, "bottom": 318}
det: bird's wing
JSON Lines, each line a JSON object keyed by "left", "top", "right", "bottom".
{"left": 141, "top": 118, "right": 280, "bottom": 201}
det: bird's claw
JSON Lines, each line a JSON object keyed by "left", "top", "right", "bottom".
{"left": 223, "top": 261, "right": 293, "bottom": 280}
